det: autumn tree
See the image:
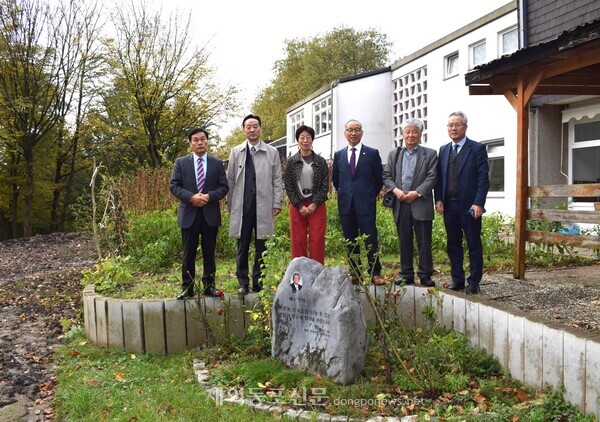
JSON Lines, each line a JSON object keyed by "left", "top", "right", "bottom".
{"left": 251, "top": 26, "right": 393, "bottom": 140}
{"left": 103, "top": 0, "right": 238, "bottom": 169}
{"left": 49, "top": 0, "right": 105, "bottom": 232}
{"left": 0, "top": 0, "right": 85, "bottom": 237}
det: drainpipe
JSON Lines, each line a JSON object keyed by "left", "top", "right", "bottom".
{"left": 519, "top": 0, "right": 528, "bottom": 47}
{"left": 329, "top": 80, "right": 336, "bottom": 161}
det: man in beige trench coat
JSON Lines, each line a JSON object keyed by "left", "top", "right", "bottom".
{"left": 227, "top": 114, "right": 283, "bottom": 295}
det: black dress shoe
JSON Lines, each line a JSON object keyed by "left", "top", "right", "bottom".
{"left": 448, "top": 283, "right": 465, "bottom": 291}
{"left": 252, "top": 284, "right": 263, "bottom": 293}
{"left": 176, "top": 290, "right": 194, "bottom": 300}
{"left": 238, "top": 286, "right": 249, "bottom": 295}
{"left": 420, "top": 278, "right": 436, "bottom": 287}
{"left": 203, "top": 286, "right": 220, "bottom": 297}
{"left": 465, "top": 285, "right": 480, "bottom": 295}
{"left": 394, "top": 277, "right": 415, "bottom": 286}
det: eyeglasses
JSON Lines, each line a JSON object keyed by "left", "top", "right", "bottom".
{"left": 447, "top": 123, "right": 465, "bottom": 129}
{"left": 345, "top": 128, "right": 362, "bottom": 133}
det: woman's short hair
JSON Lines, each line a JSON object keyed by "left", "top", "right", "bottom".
{"left": 295, "top": 125, "right": 315, "bottom": 141}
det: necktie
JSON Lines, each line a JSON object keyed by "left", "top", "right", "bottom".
{"left": 196, "top": 157, "right": 204, "bottom": 192}
{"left": 349, "top": 147, "right": 356, "bottom": 175}
{"left": 453, "top": 144, "right": 459, "bottom": 156}
{"left": 250, "top": 146, "right": 256, "bottom": 162}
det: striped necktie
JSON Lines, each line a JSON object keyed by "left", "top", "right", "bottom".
{"left": 197, "top": 157, "right": 204, "bottom": 192}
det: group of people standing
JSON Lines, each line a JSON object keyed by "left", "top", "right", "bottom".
{"left": 170, "top": 111, "right": 490, "bottom": 300}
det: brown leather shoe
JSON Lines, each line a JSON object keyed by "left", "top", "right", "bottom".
{"left": 371, "top": 275, "right": 386, "bottom": 285}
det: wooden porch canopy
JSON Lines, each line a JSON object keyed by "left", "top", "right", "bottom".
{"left": 465, "top": 19, "right": 600, "bottom": 279}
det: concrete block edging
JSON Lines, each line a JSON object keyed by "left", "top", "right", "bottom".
{"left": 82, "top": 285, "right": 600, "bottom": 417}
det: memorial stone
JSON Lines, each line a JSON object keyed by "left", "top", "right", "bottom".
{"left": 271, "top": 257, "right": 368, "bottom": 384}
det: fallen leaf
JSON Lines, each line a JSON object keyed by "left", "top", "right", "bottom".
{"left": 516, "top": 389, "right": 529, "bottom": 403}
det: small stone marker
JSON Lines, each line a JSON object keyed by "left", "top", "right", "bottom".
{"left": 271, "top": 257, "right": 368, "bottom": 384}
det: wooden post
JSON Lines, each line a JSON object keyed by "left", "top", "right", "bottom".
{"left": 514, "top": 79, "right": 530, "bottom": 279}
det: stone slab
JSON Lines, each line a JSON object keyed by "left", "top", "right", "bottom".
{"left": 122, "top": 300, "right": 144, "bottom": 354}
{"left": 107, "top": 299, "right": 124, "bottom": 349}
{"left": 143, "top": 300, "right": 166, "bottom": 355}
{"left": 523, "top": 319, "right": 544, "bottom": 390}
{"left": 95, "top": 298, "right": 108, "bottom": 348}
{"left": 165, "top": 299, "right": 186, "bottom": 354}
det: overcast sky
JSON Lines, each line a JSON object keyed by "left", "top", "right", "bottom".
{"left": 161, "top": 0, "right": 511, "bottom": 138}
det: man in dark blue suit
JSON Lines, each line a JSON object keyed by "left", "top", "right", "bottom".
{"left": 170, "top": 128, "right": 229, "bottom": 299}
{"left": 332, "top": 119, "right": 385, "bottom": 285}
{"left": 435, "top": 111, "right": 489, "bottom": 294}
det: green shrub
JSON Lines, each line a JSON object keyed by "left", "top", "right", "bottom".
{"left": 82, "top": 256, "right": 134, "bottom": 294}
{"left": 124, "top": 209, "right": 180, "bottom": 271}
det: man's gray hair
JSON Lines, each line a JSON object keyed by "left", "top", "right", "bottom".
{"left": 402, "top": 118, "right": 424, "bottom": 134}
{"left": 448, "top": 111, "right": 468, "bottom": 125}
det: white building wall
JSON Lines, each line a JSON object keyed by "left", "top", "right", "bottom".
{"left": 285, "top": 6, "right": 518, "bottom": 216}
{"left": 334, "top": 72, "right": 393, "bottom": 158}
{"left": 391, "top": 11, "right": 518, "bottom": 216}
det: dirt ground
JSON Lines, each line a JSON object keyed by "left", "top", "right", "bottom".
{"left": 0, "top": 233, "right": 599, "bottom": 421}
{"left": 0, "top": 233, "right": 96, "bottom": 421}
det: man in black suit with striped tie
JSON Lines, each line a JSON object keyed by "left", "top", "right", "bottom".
{"left": 170, "top": 128, "right": 229, "bottom": 299}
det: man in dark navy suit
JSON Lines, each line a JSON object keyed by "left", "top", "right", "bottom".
{"left": 332, "top": 119, "right": 385, "bottom": 285}
{"left": 170, "top": 128, "right": 229, "bottom": 299}
{"left": 435, "top": 111, "right": 489, "bottom": 294}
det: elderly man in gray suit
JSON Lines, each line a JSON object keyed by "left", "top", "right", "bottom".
{"left": 383, "top": 118, "right": 438, "bottom": 287}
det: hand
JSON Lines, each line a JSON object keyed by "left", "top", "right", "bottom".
{"left": 272, "top": 208, "right": 281, "bottom": 216}
{"left": 191, "top": 193, "right": 209, "bottom": 207}
{"left": 299, "top": 205, "right": 309, "bottom": 217}
{"left": 435, "top": 201, "right": 444, "bottom": 215}
{"left": 306, "top": 203, "right": 317, "bottom": 215}
{"left": 470, "top": 205, "right": 484, "bottom": 219}
{"left": 393, "top": 187, "right": 406, "bottom": 202}
{"left": 404, "top": 191, "right": 419, "bottom": 204}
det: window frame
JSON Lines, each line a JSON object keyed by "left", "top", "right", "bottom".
{"left": 569, "top": 114, "right": 600, "bottom": 205}
{"left": 469, "top": 39, "right": 487, "bottom": 69}
{"left": 289, "top": 110, "right": 304, "bottom": 148}
{"left": 498, "top": 25, "right": 519, "bottom": 56}
{"left": 444, "top": 52, "right": 459, "bottom": 79}
{"left": 313, "top": 96, "right": 332, "bottom": 136}
{"left": 483, "top": 138, "right": 505, "bottom": 194}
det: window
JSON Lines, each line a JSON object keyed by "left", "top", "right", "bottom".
{"left": 499, "top": 26, "right": 518, "bottom": 55}
{"left": 289, "top": 110, "right": 304, "bottom": 142}
{"left": 571, "top": 118, "right": 600, "bottom": 202}
{"left": 485, "top": 140, "right": 504, "bottom": 192}
{"left": 444, "top": 52, "right": 459, "bottom": 78}
{"left": 392, "top": 66, "right": 428, "bottom": 146}
{"left": 469, "top": 40, "right": 486, "bottom": 68}
{"left": 313, "top": 97, "right": 332, "bottom": 136}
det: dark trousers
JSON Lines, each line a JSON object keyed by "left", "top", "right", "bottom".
{"left": 396, "top": 203, "right": 433, "bottom": 281}
{"left": 236, "top": 199, "right": 266, "bottom": 288}
{"left": 339, "top": 201, "right": 381, "bottom": 277}
{"left": 181, "top": 207, "right": 218, "bottom": 294}
{"left": 443, "top": 200, "right": 483, "bottom": 287}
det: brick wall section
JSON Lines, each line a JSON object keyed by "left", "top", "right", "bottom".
{"left": 527, "top": 0, "right": 600, "bottom": 44}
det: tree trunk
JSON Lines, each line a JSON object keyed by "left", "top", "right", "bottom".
{"left": 22, "top": 146, "right": 35, "bottom": 238}
{"left": 59, "top": 132, "right": 79, "bottom": 232}
{"left": 10, "top": 187, "right": 19, "bottom": 239}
